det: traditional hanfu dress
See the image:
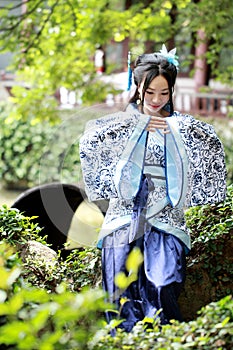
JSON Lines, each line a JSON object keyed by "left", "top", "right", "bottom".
{"left": 79, "top": 104, "right": 226, "bottom": 331}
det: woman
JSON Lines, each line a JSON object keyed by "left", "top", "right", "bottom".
{"left": 79, "top": 45, "right": 226, "bottom": 332}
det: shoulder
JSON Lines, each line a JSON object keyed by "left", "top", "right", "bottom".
{"left": 172, "top": 111, "right": 217, "bottom": 136}
{"left": 80, "top": 110, "right": 140, "bottom": 148}
{"left": 84, "top": 109, "right": 140, "bottom": 134}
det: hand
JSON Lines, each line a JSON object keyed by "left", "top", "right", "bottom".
{"left": 146, "top": 115, "right": 170, "bottom": 134}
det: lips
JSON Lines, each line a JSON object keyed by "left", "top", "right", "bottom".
{"left": 150, "top": 105, "right": 160, "bottom": 109}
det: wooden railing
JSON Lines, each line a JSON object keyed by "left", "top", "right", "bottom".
{"left": 175, "top": 91, "right": 233, "bottom": 117}
{"left": 1, "top": 74, "right": 232, "bottom": 118}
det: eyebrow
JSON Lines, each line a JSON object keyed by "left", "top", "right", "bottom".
{"left": 146, "top": 87, "right": 169, "bottom": 91}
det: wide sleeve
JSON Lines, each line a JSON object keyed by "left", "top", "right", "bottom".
{"left": 79, "top": 111, "right": 140, "bottom": 201}
{"left": 176, "top": 113, "right": 227, "bottom": 207}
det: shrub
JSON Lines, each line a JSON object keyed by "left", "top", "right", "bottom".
{"left": 22, "top": 247, "right": 102, "bottom": 293}
{"left": 90, "top": 295, "right": 233, "bottom": 350}
{"left": 0, "top": 102, "right": 82, "bottom": 188}
{"left": 184, "top": 185, "right": 233, "bottom": 301}
{"left": 0, "top": 205, "right": 44, "bottom": 246}
{"left": 0, "top": 204, "right": 102, "bottom": 293}
{"left": 0, "top": 242, "right": 107, "bottom": 350}
{"left": 0, "top": 236, "right": 232, "bottom": 350}
{"left": 185, "top": 184, "right": 233, "bottom": 243}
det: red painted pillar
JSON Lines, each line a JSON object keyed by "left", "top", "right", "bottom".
{"left": 194, "top": 30, "right": 208, "bottom": 91}
{"left": 194, "top": 30, "right": 208, "bottom": 113}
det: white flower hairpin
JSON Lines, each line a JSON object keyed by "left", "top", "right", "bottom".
{"left": 158, "top": 44, "right": 179, "bottom": 69}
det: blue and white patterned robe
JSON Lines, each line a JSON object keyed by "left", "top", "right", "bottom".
{"left": 79, "top": 107, "right": 226, "bottom": 250}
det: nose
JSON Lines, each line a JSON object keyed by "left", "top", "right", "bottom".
{"left": 152, "top": 94, "right": 161, "bottom": 104}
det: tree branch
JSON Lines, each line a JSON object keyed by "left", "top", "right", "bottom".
{"left": 0, "top": 0, "right": 46, "bottom": 33}
{"left": 0, "top": 0, "right": 29, "bottom": 11}
{"left": 66, "top": 0, "right": 78, "bottom": 31}
{"left": 23, "top": 0, "right": 60, "bottom": 54}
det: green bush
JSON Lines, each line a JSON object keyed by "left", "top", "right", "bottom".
{"left": 0, "top": 242, "right": 108, "bottom": 350}
{"left": 0, "top": 103, "right": 50, "bottom": 188}
{"left": 0, "top": 102, "right": 82, "bottom": 188}
{"left": 0, "top": 204, "right": 102, "bottom": 293}
{"left": 184, "top": 185, "right": 233, "bottom": 300}
{"left": 0, "top": 237, "right": 232, "bottom": 350}
{"left": 90, "top": 295, "right": 233, "bottom": 349}
{"left": 22, "top": 247, "right": 102, "bottom": 293}
{"left": 0, "top": 210, "right": 106, "bottom": 350}
{"left": 185, "top": 184, "right": 233, "bottom": 243}
{"left": 0, "top": 205, "right": 44, "bottom": 246}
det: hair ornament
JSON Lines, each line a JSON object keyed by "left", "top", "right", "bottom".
{"left": 158, "top": 44, "right": 179, "bottom": 69}
{"left": 127, "top": 51, "right": 133, "bottom": 91}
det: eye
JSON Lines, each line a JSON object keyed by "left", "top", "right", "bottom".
{"left": 145, "top": 90, "right": 153, "bottom": 95}
{"left": 161, "top": 92, "right": 169, "bottom": 96}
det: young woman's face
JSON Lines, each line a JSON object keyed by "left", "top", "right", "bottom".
{"left": 138, "top": 75, "right": 170, "bottom": 116}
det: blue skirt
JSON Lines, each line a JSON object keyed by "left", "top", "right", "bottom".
{"left": 102, "top": 175, "right": 186, "bottom": 332}
{"left": 102, "top": 226, "right": 186, "bottom": 332}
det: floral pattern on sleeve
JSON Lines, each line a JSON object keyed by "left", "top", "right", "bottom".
{"left": 174, "top": 112, "right": 226, "bottom": 206}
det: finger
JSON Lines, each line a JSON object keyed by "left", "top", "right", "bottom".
{"left": 149, "top": 118, "right": 167, "bottom": 125}
{"left": 148, "top": 123, "right": 167, "bottom": 129}
{"left": 147, "top": 122, "right": 168, "bottom": 129}
{"left": 146, "top": 125, "right": 170, "bottom": 133}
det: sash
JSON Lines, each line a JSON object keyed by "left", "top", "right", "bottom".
{"left": 113, "top": 115, "right": 150, "bottom": 199}
{"left": 165, "top": 117, "right": 188, "bottom": 207}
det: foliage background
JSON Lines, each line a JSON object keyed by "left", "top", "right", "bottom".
{"left": 0, "top": 0, "right": 232, "bottom": 122}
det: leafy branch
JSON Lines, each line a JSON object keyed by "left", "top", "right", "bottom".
{"left": 23, "top": 0, "right": 60, "bottom": 54}
{"left": 0, "top": 0, "right": 45, "bottom": 33}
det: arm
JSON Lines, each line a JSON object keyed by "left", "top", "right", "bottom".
{"left": 79, "top": 111, "right": 146, "bottom": 201}
{"left": 175, "top": 113, "right": 227, "bottom": 207}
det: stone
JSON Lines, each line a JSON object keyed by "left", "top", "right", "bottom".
{"left": 20, "top": 240, "right": 57, "bottom": 269}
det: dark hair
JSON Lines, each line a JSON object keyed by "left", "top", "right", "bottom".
{"left": 129, "top": 53, "right": 178, "bottom": 114}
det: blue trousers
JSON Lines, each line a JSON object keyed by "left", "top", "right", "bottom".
{"left": 102, "top": 227, "right": 186, "bottom": 332}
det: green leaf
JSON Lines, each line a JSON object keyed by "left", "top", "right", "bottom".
{"left": 125, "top": 247, "right": 143, "bottom": 274}
{"left": 114, "top": 272, "right": 128, "bottom": 289}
